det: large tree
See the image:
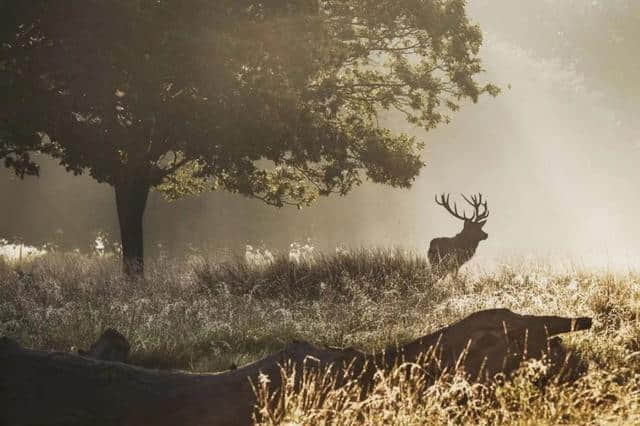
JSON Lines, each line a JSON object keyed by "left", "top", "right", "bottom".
{"left": 1, "top": 0, "right": 497, "bottom": 276}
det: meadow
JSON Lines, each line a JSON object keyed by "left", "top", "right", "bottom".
{"left": 1, "top": 247, "right": 640, "bottom": 424}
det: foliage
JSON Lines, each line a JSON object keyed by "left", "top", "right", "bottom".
{"left": 1, "top": 0, "right": 496, "bottom": 204}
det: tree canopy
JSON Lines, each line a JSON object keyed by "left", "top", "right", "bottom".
{"left": 1, "top": 0, "right": 497, "bottom": 275}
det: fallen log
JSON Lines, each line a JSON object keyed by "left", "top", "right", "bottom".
{"left": 0, "top": 308, "right": 591, "bottom": 426}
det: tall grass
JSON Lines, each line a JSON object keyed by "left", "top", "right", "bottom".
{"left": 1, "top": 250, "right": 640, "bottom": 423}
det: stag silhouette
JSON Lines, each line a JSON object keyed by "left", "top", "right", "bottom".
{"left": 428, "top": 193, "right": 489, "bottom": 277}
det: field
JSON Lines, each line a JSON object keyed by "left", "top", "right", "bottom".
{"left": 2, "top": 249, "right": 640, "bottom": 424}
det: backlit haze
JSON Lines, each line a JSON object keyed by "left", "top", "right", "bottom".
{"left": 2, "top": 0, "right": 639, "bottom": 268}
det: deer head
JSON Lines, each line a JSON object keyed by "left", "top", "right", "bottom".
{"left": 435, "top": 193, "right": 489, "bottom": 241}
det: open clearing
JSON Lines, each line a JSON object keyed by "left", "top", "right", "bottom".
{"left": 1, "top": 250, "right": 639, "bottom": 424}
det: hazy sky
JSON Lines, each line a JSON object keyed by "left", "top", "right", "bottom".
{"left": 413, "top": 0, "right": 640, "bottom": 265}
{"left": 2, "top": 1, "right": 639, "bottom": 265}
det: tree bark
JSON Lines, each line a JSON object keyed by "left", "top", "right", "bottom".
{"left": 114, "top": 178, "right": 150, "bottom": 278}
{"left": 0, "top": 309, "right": 592, "bottom": 426}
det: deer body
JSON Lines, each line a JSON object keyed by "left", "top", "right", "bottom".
{"left": 428, "top": 193, "right": 489, "bottom": 276}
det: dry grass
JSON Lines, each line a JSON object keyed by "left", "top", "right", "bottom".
{"left": 1, "top": 250, "right": 640, "bottom": 424}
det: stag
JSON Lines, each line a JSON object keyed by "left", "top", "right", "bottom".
{"left": 428, "top": 193, "right": 489, "bottom": 277}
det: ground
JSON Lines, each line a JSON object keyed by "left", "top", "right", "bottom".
{"left": 1, "top": 249, "right": 639, "bottom": 424}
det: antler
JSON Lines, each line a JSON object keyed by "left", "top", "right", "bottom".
{"left": 460, "top": 193, "right": 489, "bottom": 222}
{"left": 435, "top": 193, "right": 473, "bottom": 221}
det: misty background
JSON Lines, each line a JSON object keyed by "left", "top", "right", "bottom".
{"left": 2, "top": 0, "right": 639, "bottom": 266}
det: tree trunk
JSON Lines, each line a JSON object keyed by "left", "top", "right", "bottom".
{"left": 114, "top": 178, "right": 150, "bottom": 277}
{"left": 0, "top": 309, "right": 591, "bottom": 426}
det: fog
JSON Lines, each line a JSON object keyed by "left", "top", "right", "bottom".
{"left": 2, "top": 1, "right": 639, "bottom": 266}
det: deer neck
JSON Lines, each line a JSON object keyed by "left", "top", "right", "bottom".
{"left": 454, "top": 231, "right": 481, "bottom": 250}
